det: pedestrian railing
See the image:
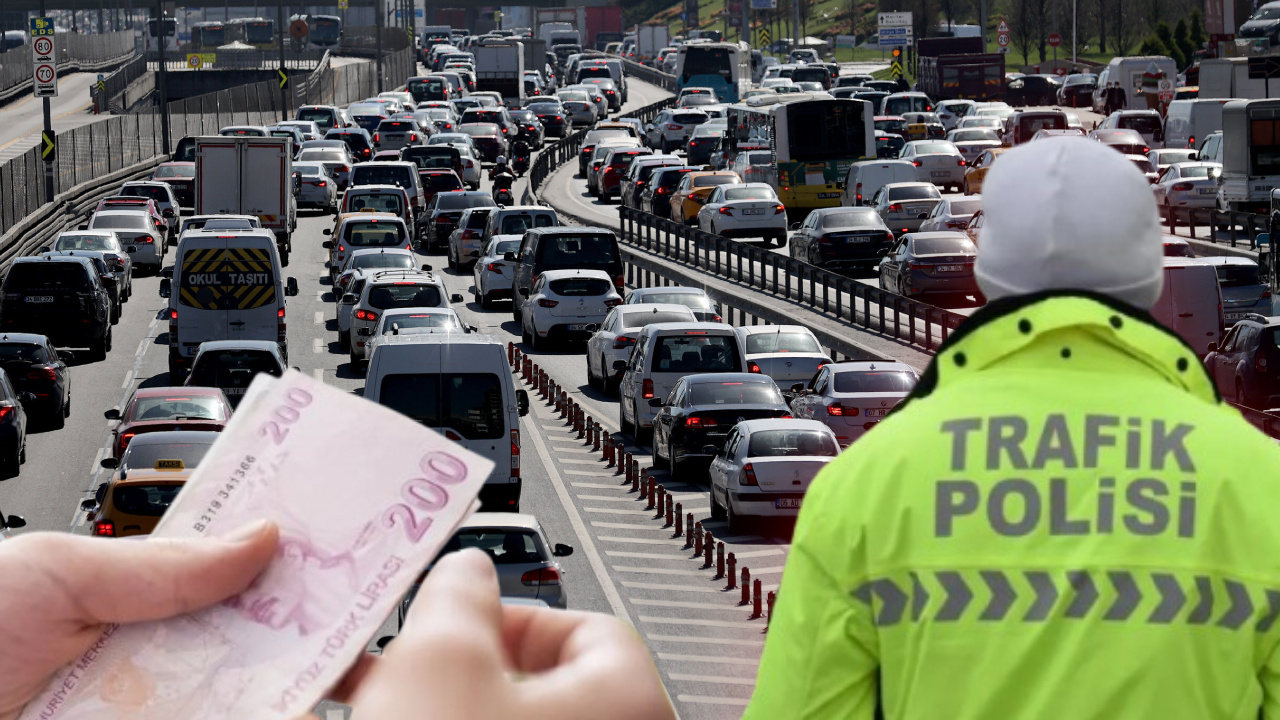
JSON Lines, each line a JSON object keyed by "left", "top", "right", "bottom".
{"left": 1167, "top": 207, "right": 1269, "bottom": 251}
{"left": 615, "top": 57, "right": 677, "bottom": 93}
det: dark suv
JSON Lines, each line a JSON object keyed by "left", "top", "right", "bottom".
{"left": 509, "top": 227, "right": 623, "bottom": 323}
{"left": 1, "top": 257, "right": 112, "bottom": 360}
{"left": 1205, "top": 314, "right": 1280, "bottom": 409}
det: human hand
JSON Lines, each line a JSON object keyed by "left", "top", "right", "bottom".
{"left": 347, "top": 548, "right": 675, "bottom": 720}
{"left": 0, "top": 522, "right": 279, "bottom": 720}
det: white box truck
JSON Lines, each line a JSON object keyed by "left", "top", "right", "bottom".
{"left": 1095, "top": 55, "right": 1179, "bottom": 111}
{"left": 474, "top": 38, "right": 526, "bottom": 103}
{"left": 1217, "top": 99, "right": 1280, "bottom": 215}
{"left": 194, "top": 136, "right": 298, "bottom": 265}
{"left": 636, "top": 24, "right": 670, "bottom": 63}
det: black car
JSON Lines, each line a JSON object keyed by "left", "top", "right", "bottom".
{"left": 0, "top": 333, "right": 71, "bottom": 427}
{"left": 788, "top": 207, "right": 895, "bottom": 276}
{"left": 402, "top": 145, "right": 463, "bottom": 177}
{"left": 40, "top": 251, "right": 122, "bottom": 324}
{"left": 528, "top": 101, "right": 567, "bottom": 138}
{"left": 0, "top": 368, "right": 29, "bottom": 477}
{"left": 424, "top": 191, "right": 497, "bottom": 252}
{"left": 1205, "top": 314, "right": 1280, "bottom": 408}
{"left": 1238, "top": 1, "right": 1280, "bottom": 44}
{"left": 878, "top": 231, "right": 980, "bottom": 304}
{"left": 509, "top": 227, "right": 623, "bottom": 323}
{"left": 640, "top": 167, "right": 698, "bottom": 219}
{"left": 1056, "top": 73, "right": 1098, "bottom": 108}
{"left": 325, "top": 128, "right": 375, "bottom": 162}
{"left": 0, "top": 257, "right": 112, "bottom": 360}
{"left": 1005, "top": 74, "right": 1061, "bottom": 106}
{"left": 876, "top": 132, "right": 906, "bottom": 159}
{"left": 685, "top": 126, "right": 723, "bottom": 166}
{"left": 507, "top": 109, "right": 545, "bottom": 147}
{"left": 650, "top": 373, "right": 791, "bottom": 480}
{"left": 622, "top": 160, "right": 682, "bottom": 209}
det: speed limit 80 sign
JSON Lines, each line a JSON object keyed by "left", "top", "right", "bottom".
{"left": 32, "top": 32, "right": 57, "bottom": 98}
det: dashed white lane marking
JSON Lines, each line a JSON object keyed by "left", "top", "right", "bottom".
{"left": 578, "top": 494, "right": 648, "bottom": 503}
{"left": 313, "top": 369, "right": 324, "bottom": 381}
{"left": 670, "top": 674, "right": 757, "bottom": 686}
{"left": 648, "top": 634, "right": 764, "bottom": 647}
{"left": 641, "top": 616, "right": 760, "bottom": 630}
{"left": 607, "top": 550, "right": 691, "bottom": 560}
{"left": 557, "top": 458, "right": 609, "bottom": 465}
{"left": 676, "top": 695, "right": 751, "bottom": 706}
{"left": 563, "top": 469, "right": 609, "bottom": 476}
{"left": 623, "top": 581, "right": 720, "bottom": 593}
{"left": 314, "top": 311, "right": 324, "bottom": 325}
{"left": 313, "top": 338, "right": 323, "bottom": 354}
{"left": 631, "top": 598, "right": 736, "bottom": 611}
{"left": 587, "top": 507, "right": 661, "bottom": 516}
{"left": 120, "top": 370, "right": 134, "bottom": 389}
{"left": 658, "top": 653, "right": 761, "bottom": 666}
{"left": 316, "top": 290, "right": 325, "bottom": 302}
{"left": 592, "top": 521, "right": 678, "bottom": 531}
{"left": 88, "top": 447, "right": 103, "bottom": 477}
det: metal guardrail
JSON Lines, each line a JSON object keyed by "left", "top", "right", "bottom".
{"left": 529, "top": 96, "right": 675, "bottom": 195}
{"left": 146, "top": 49, "right": 330, "bottom": 71}
{"left": 92, "top": 53, "right": 146, "bottom": 113}
{"left": 615, "top": 57, "right": 677, "bottom": 92}
{"left": 0, "top": 31, "right": 135, "bottom": 102}
{"left": 1167, "top": 206, "right": 1268, "bottom": 251}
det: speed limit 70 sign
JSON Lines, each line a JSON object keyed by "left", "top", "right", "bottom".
{"left": 32, "top": 32, "right": 57, "bottom": 98}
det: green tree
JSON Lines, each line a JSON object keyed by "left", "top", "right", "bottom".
{"left": 1139, "top": 34, "right": 1169, "bottom": 57}
{"left": 1155, "top": 21, "right": 1183, "bottom": 66}
{"left": 1173, "top": 19, "right": 1196, "bottom": 69}
{"left": 1189, "top": 9, "right": 1206, "bottom": 48}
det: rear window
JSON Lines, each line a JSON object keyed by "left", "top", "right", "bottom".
{"left": 129, "top": 394, "right": 225, "bottom": 421}
{"left": 189, "top": 350, "right": 282, "bottom": 389}
{"left": 946, "top": 200, "right": 981, "bottom": 216}
{"left": 459, "top": 124, "right": 500, "bottom": 137}
{"left": 912, "top": 143, "right": 955, "bottom": 154}
{"left": 5, "top": 262, "right": 91, "bottom": 291}
{"left": 888, "top": 185, "right": 941, "bottom": 201}
{"left": 619, "top": 309, "right": 693, "bottom": 328}
{"left": 654, "top": 334, "right": 740, "bottom": 372}
{"left": 440, "top": 529, "right": 543, "bottom": 564}
{"left": 694, "top": 175, "right": 736, "bottom": 188}
{"left": 745, "top": 332, "right": 820, "bottom": 354}
{"left": 55, "top": 234, "right": 116, "bottom": 251}
{"left": 111, "top": 483, "right": 185, "bottom": 516}
{"left": 367, "top": 283, "right": 442, "bottom": 309}
{"left": 535, "top": 234, "right": 619, "bottom": 268}
{"left": 351, "top": 253, "right": 414, "bottom": 271}
{"left": 348, "top": 193, "right": 404, "bottom": 214}
{"left": 747, "top": 429, "right": 839, "bottom": 457}
{"left": 299, "top": 108, "right": 337, "bottom": 125}
{"left": 378, "top": 373, "right": 504, "bottom": 439}
{"left": 1215, "top": 264, "right": 1261, "bottom": 287}
{"left": 500, "top": 213, "right": 554, "bottom": 235}
{"left": 120, "top": 440, "right": 214, "bottom": 473}
{"left": 90, "top": 214, "right": 149, "bottom": 230}
{"left": 833, "top": 370, "right": 918, "bottom": 393}
{"left": 821, "top": 210, "right": 881, "bottom": 229}
{"left": 437, "top": 194, "right": 493, "bottom": 210}
{"left": 0, "top": 343, "right": 45, "bottom": 362}
{"left": 723, "top": 187, "right": 775, "bottom": 201}
{"left": 424, "top": 174, "right": 464, "bottom": 190}
{"left": 155, "top": 165, "right": 194, "bottom": 178}
{"left": 379, "top": 121, "right": 415, "bottom": 131}
{"left": 381, "top": 313, "right": 461, "bottom": 332}
{"left": 1158, "top": 150, "right": 1197, "bottom": 165}
{"left": 609, "top": 152, "right": 644, "bottom": 167}
{"left": 658, "top": 170, "right": 697, "bottom": 187}
{"left": 637, "top": 292, "right": 712, "bottom": 309}
{"left": 689, "top": 380, "right": 780, "bottom": 405}
{"left": 1119, "top": 115, "right": 1162, "bottom": 135}
{"left": 351, "top": 166, "right": 413, "bottom": 188}
{"left": 672, "top": 113, "right": 708, "bottom": 125}
{"left": 344, "top": 221, "right": 407, "bottom": 246}
{"left": 1020, "top": 114, "right": 1067, "bottom": 134}
{"left": 1178, "top": 165, "right": 1213, "bottom": 179}
{"left": 549, "top": 277, "right": 611, "bottom": 296}
{"left": 463, "top": 210, "right": 490, "bottom": 229}
{"left": 915, "top": 236, "right": 974, "bottom": 254}
{"left": 952, "top": 130, "right": 998, "bottom": 142}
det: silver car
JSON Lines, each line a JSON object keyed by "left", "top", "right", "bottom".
{"left": 557, "top": 90, "right": 597, "bottom": 126}
{"left": 734, "top": 325, "right": 832, "bottom": 387}
{"left": 293, "top": 162, "right": 338, "bottom": 212}
{"left": 297, "top": 141, "right": 354, "bottom": 189}
{"left": 373, "top": 118, "right": 424, "bottom": 152}
{"left": 869, "top": 182, "right": 944, "bottom": 235}
{"left": 898, "top": 140, "right": 967, "bottom": 191}
{"left": 645, "top": 108, "right": 710, "bottom": 153}
{"left": 46, "top": 230, "right": 134, "bottom": 300}
{"left": 1202, "top": 256, "right": 1274, "bottom": 325}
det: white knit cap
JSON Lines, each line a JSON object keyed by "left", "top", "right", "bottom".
{"left": 974, "top": 136, "right": 1164, "bottom": 309}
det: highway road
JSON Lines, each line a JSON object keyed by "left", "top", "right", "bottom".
{"left": 0, "top": 72, "right": 103, "bottom": 164}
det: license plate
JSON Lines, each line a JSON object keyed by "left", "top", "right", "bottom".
{"left": 930, "top": 171, "right": 949, "bottom": 178}
{"left": 938, "top": 265, "right": 963, "bottom": 272}
{"left": 743, "top": 208, "right": 765, "bottom": 215}
{"left": 817, "top": 192, "right": 840, "bottom": 199}
{"left": 842, "top": 236, "right": 870, "bottom": 243}
{"left": 1199, "top": 189, "right": 1215, "bottom": 195}
{"left": 865, "top": 408, "right": 888, "bottom": 418}
{"left": 224, "top": 387, "right": 247, "bottom": 395}
{"left": 1225, "top": 312, "right": 1246, "bottom": 321}
{"left": 24, "top": 296, "right": 53, "bottom": 303}
{"left": 185, "top": 346, "right": 199, "bottom": 357}
{"left": 568, "top": 324, "right": 590, "bottom": 331}
{"left": 775, "top": 498, "right": 802, "bottom": 509}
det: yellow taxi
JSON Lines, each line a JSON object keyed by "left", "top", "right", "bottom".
{"left": 962, "top": 148, "right": 1006, "bottom": 196}
{"left": 83, "top": 430, "right": 217, "bottom": 537}
{"left": 669, "top": 170, "right": 742, "bottom": 224}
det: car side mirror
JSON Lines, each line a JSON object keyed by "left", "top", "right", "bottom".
{"left": 100, "top": 457, "right": 119, "bottom": 470}
{"left": 3, "top": 514, "right": 26, "bottom": 530}
{"left": 421, "top": 263, "right": 433, "bottom": 271}
{"left": 285, "top": 277, "right": 299, "bottom": 297}
{"left": 38, "top": 246, "right": 50, "bottom": 254}
{"left": 341, "top": 293, "right": 358, "bottom": 305}
{"left": 322, "top": 228, "right": 333, "bottom": 236}
{"left": 163, "top": 208, "right": 175, "bottom": 218}
{"left": 103, "top": 408, "right": 121, "bottom": 420}
{"left": 518, "top": 287, "right": 530, "bottom": 296}
{"left": 516, "top": 389, "right": 530, "bottom": 416}
{"left": 1189, "top": 152, "right": 1198, "bottom": 160}
{"left": 789, "top": 222, "right": 801, "bottom": 231}
{"left": 159, "top": 278, "right": 172, "bottom": 298}
{"left": 126, "top": 245, "right": 138, "bottom": 253}
{"left": 322, "top": 241, "right": 334, "bottom": 249}
{"left": 80, "top": 498, "right": 97, "bottom": 511}
{"left": 553, "top": 543, "right": 574, "bottom": 557}
{"left": 503, "top": 251, "right": 516, "bottom": 261}
{"left": 357, "top": 327, "right": 371, "bottom": 336}
{"left": 790, "top": 382, "right": 806, "bottom": 394}
{"left": 647, "top": 397, "right": 664, "bottom": 408}
{"left": 613, "top": 360, "right": 628, "bottom": 371}
{"left": 57, "top": 350, "right": 74, "bottom": 363}
{"left": 1207, "top": 342, "right": 1218, "bottom": 353}
{"left": 702, "top": 444, "right": 718, "bottom": 455}
{"left": 450, "top": 293, "right": 464, "bottom": 303}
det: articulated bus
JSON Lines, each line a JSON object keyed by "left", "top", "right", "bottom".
{"left": 728, "top": 93, "right": 876, "bottom": 211}
{"left": 674, "top": 41, "right": 750, "bottom": 104}
{"left": 229, "top": 17, "right": 276, "bottom": 50}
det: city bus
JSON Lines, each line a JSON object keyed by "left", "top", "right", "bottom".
{"left": 189, "top": 21, "right": 230, "bottom": 51}
{"left": 728, "top": 93, "right": 876, "bottom": 212}
{"left": 303, "top": 14, "right": 342, "bottom": 48}
{"left": 229, "top": 17, "right": 276, "bottom": 50}
{"left": 144, "top": 18, "right": 179, "bottom": 53}
{"left": 674, "top": 41, "right": 750, "bottom": 104}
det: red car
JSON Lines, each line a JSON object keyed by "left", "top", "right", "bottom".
{"left": 151, "top": 161, "right": 195, "bottom": 207}
{"left": 88, "top": 196, "right": 170, "bottom": 243}
{"left": 419, "top": 169, "right": 464, "bottom": 205}
{"left": 104, "top": 387, "right": 232, "bottom": 459}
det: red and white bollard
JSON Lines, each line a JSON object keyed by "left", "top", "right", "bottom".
{"left": 703, "top": 531, "right": 713, "bottom": 568}
{"left": 694, "top": 522, "right": 703, "bottom": 554}
{"left": 726, "top": 553, "right": 736, "bottom": 589}
{"left": 665, "top": 495, "right": 673, "bottom": 526}
{"left": 716, "top": 542, "right": 725, "bottom": 579}
{"left": 741, "top": 567, "right": 751, "bottom": 605}
{"left": 602, "top": 431, "right": 612, "bottom": 464}
{"left": 675, "top": 503, "right": 683, "bottom": 536}
{"left": 752, "top": 579, "right": 763, "bottom": 618}
{"left": 685, "top": 512, "right": 694, "bottom": 547}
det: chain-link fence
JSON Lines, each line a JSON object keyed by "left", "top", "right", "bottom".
{"left": 0, "top": 30, "right": 136, "bottom": 100}
{"left": 0, "top": 46, "right": 417, "bottom": 238}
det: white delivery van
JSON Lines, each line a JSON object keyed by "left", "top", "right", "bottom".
{"left": 1098, "top": 56, "right": 1179, "bottom": 112}
{"left": 194, "top": 136, "right": 298, "bottom": 265}
{"left": 160, "top": 229, "right": 299, "bottom": 383}
{"left": 1163, "top": 99, "right": 1229, "bottom": 150}
{"left": 618, "top": 322, "right": 746, "bottom": 441}
{"left": 842, "top": 160, "right": 919, "bottom": 206}
{"left": 1149, "top": 257, "right": 1224, "bottom": 358}
{"left": 365, "top": 334, "right": 529, "bottom": 511}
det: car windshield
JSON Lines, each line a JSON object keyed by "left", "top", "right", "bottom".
{"left": 723, "top": 187, "right": 775, "bottom": 201}
{"left": 344, "top": 221, "right": 407, "bottom": 245}
{"left": 437, "top": 194, "right": 493, "bottom": 210}
{"left": 500, "top": 213, "right": 555, "bottom": 234}
{"left": 833, "top": 370, "right": 918, "bottom": 393}
{"left": 55, "top": 234, "right": 116, "bottom": 251}
{"left": 90, "top": 214, "right": 149, "bottom": 230}
{"left": 915, "top": 236, "right": 974, "bottom": 254}
{"left": 154, "top": 165, "right": 194, "bottom": 178}
{"left": 548, "top": 277, "right": 610, "bottom": 296}
{"left": 952, "top": 130, "right": 998, "bottom": 142}
{"left": 349, "top": 193, "right": 404, "bottom": 213}
{"left": 378, "top": 373, "right": 504, "bottom": 439}
{"left": 688, "top": 380, "right": 780, "bottom": 405}
{"left": 381, "top": 312, "right": 461, "bottom": 332}
{"left": 619, "top": 309, "right": 693, "bottom": 328}
{"left": 945, "top": 199, "right": 982, "bottom": 216}
{"left": 655, "top": 335, "right": 740, "bottom": 372}
{"left": 887, "top": 185, "right": 941, "bottom": 201}
{"left": 367, "top": 283, "right": 442, "bottom": 309}
{"left": 189, "top": 350, "right": 283, "bottom": 387}
{"left": 1215, "top": 264, "right": 1261, "bottom": 287}
{"left": 745, "top": 332, "right": 820, "bottom": 354}
{"left": 747, "top": 429, "right": 839, "bottom": 457}
{"left": 821, "top": 209, "right": 881, "bottom": 229}
{"left": 351, "top": 253, "right": 414, "bottom": 271}
{"left": 130, "top": 394, "right": 225, "bottom": 421}
{"left": 121, "top": 439, "right": 215, "bottom": 473}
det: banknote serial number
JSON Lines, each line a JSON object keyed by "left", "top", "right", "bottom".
{"left": 382, "top": 453, "right": 468, "bottom": 543}
{"left": 257, "top": 387, "right": 315, "bottom": 445}
{"left": 192, "top": 455, "right": 257, "bottom": 532}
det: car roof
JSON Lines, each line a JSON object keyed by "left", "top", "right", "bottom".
{"left": 346, "top": 184, "right": 407, "bottom": 193}
{"left": 882, "top": 181, "right": 939, "bottom": 190}
{"left": 196, "top": 339, "right": 282, "bottom": 353}
{"left": 907, "top": 231, "right": 972, "bottom": 242}
{"left": 0, "top": 333, "right": 49, "bottom": 344}
{"left": 349, "top": 246, "right": 414, "bottom": 257}
{"left": 735, "top": 324, "right": 813, "bottom": 336}
{"left": 132, "top": 386, "right": 226, "bottom": 399}
{"left": 828, "top": 361, "right": 917, "bottom": 373}
{"left": 631, "top": 286, "right": 704, "bottom": 296}
{"left": 685, "top": 372, "right": 774, "bottom": 384}
{"left": 540, "top": 268, "right": 613, "bottom": 281}
{"left": 57, "top": 229, "right": 116, "bottom": 237}
{"left": 524, "top": 226, "right": 612, "bottom": 237}
{"left": 642, "top": 322, "right": 733, "bottom": 335}
{"left": 458, "top": 512, "right": 539, "bottom": 531}
{"left": 126, "top": 429, "right": 220, "bottom": 446}
{"left": 736, "top": 418, "right": 834, "bottom": 433}
{"left": 12, "top": 255, "right": 94, "bottom": 268}
{"left": 1197, "top": 255, "right": 1255, "bottom": 267}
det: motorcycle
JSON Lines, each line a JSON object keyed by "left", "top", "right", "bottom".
{"left": 492, "top": 171, "right": 516, "bottom": 206}
{"left": 512, "top": 154, "right": 530, "bottom": 177}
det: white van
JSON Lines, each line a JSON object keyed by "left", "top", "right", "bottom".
{"left": 160, "top": 229, "right": 299, "bottom": 383}
{"left": 1149, "top": 257, "right": 1224, "bottom": 357}
{"left": 618, "top": 322, "right": 746, "bottom": 441}
{"left": 1095, "top": 56, "right": 1179, "bottom": 112}
{"left": 365, "top": 334, "right": 530, "bottom": 511}
{"left": 1164, "top": 99, "right": 1229, "bottom": 150}
{"left": 842, "top": 160, "right": 919, "bottom": 206}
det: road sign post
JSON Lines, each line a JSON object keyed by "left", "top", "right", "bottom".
{"left": 32, "top": 13, "right": 56, "bottom": 201}
{"left": 1048, "top": 32, "right": 1061, "bottom": 65}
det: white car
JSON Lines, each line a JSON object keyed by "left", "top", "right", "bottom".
{"left": 734, "top": 325, "right": 831, "bottom": 388}
{"left": 520, "top": 269, "right": 621, "bottom": 349}
{"left": 957, "top": 115, "right": 1005, "bottom": 135}
{"left": 761, "top": 78, "right": 796, "bottom": 90}
{"left": 585, "top": 303, "right": 697, "bottom": 394}
{"left": 623, "top": 286, "right": 721, "bottom": 322}
{"left": 346, "top": 270, "right": 457, "bottom": 368}
{"left": 789, "top": 361, "right": 919, "bottom": 447}
{"left": 274, "top": 120, "right": 322, "bottom": 141}
{"left": 935, "top": 99, "right": 978, "bottom": 131}
{"left": 708, "top": 418, "right": 839, "bottom": 532}
{"left": 918, "top": 195, "right": 983, "bottom": 232}
{"left": 333, "top": 248, "right": 420, "bottom": 345}
{"left": 898, "top": 140, "right": 967, "bottom": 191}
{"left": 1149, "top": 148, "right": 1198, "bottom": 173}
{"left": 86, "top": 210, "right": 164, "bottom": 271}
{"left": 644, "top": 108, "right": 710, "bottom": 153}
{"left": 361, "top": 307, "right": 468, "bottom": 357}
{"left": 944, "top": 128, "right": 1002, "bottom": 163}
{"left": 1152, "top": 162, "right": 1221, "bottom": 222}
{"left": 293, "top": 162, "right": 338, "bottom": 212}
{"left": 446, "top": 206, "right": 496, "bottom": 271}
{"left": 472, "top": 234, "right": 523, "bottom": 308}
{"left": 696, "top": 183, "right": 787, "bottom": 244}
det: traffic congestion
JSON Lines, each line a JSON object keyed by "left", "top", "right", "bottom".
{"left": 0, "top": 11, "right": 1278, "bottom": 720}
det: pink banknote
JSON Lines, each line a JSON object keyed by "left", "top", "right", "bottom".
{"left": 20, "top": 370, "right": 493, "bottom": 720}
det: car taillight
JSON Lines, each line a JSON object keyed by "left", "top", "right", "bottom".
{"left": 657, "top": 186, "right": 671, "bottom": 194}
{"left": 1188, "top": 136, "right": 1195, "bottom": 147}
{"left": 511, "top": 428, "right": 520, "bottom": 478}
{"left": 137, "top": 236, "right": 154, "bottom": 244}
{"left": 613, "top": 336, "right": 636, "bottom": 349}
{"left": 816, "top": 234, "right": 832, "bottom": 246}
{"left": 748, "top": 362, "right": 761, "bottom": 373}
{"left": 1172, "top": 182, "right": 1193, "bottom": 191}
{"left": 685, "top": 414, "right": 718, "bottom": 426}
{"left": 741, "top": 463, "right": 758, "bottom": 486}
{"left": 642, "top": 378, "right": 654, "bottom": 399}
{"left": 1143, "top": 146, "right": 1150, "bottom": 153}
{"left": 718, "top": 207, "right": 733, "bottom": 216}
{"left": 605, "top": 298, "right": 622, "bottom": 307}
{"left": 355, "top": 309, "right": 378, "bottom": 321}
{"left": 317, "top": 181, "right": 327, "bottom": 187}
{"left": 912, "top": 161, "right": 922, "bottom": 167}
{"left": 409, "top": 133, "right": 418, "bottom": 141}
{"left": 555, "top": 115, "right": 563, "bottom": 121}
{"left": 613, "top": 275, "right": 625, "bottom": 291}
{"left": 666, "top": 124, "right": 682, "bottom": 130}
{"left": 957, "top": 159, "right": 966, "bottom": 166}
{"left": 775, "top": 204, "right": 786, "bottom": 214}
{"left": 888, "top": 203, "right": 903, "bottom": 211}
{"left": 119, "top": 431, "right": 135, "bottom": 455}
{"left": 521, "top": 567, "right": 560, "bottom": 586}
{"left": 26, "top": 367, "right": 57, "bottom": 382}
{"left": 93, "top": 521, "right": 115, "bottom": 537}
{"left": 373, "top": 133, "right": 380, "bottom": 143}
{"left": 486, "top": 262, "right": 504, "bottom": 273}
{"left": 537, "top": 298, "right": 559, "bottom": 308}
{"left": 338, "top": 165, "right": 350, "bottom": 173}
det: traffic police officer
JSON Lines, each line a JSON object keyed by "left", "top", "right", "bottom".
{"left": 744, "top": 137, "right": 1280, "bottom": 719}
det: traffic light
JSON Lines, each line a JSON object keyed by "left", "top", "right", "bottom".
{"left": 892, "top": 47, "right": 902, "bottom": 60}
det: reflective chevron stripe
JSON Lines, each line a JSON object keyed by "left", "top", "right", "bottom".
{"left": 852, "top": 570, "right": 1280, "bottom": 630}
